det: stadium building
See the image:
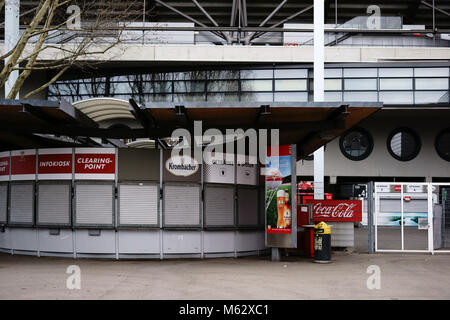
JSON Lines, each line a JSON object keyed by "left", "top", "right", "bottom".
{"left": 0, "top": 0, "right": 449, "bottom": 258}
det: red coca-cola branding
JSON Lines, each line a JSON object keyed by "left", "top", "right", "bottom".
{"left": 307, "top": 200, "right": 362, "bottom": 222}
{"left": 75, "top": 153, "right": 115, "bottom": 174}
{"left": 11, "top": 152, "right": 36, "bottom": 175}
{"left": 0, "top": 157, "right": 9, "bottom": 176}
{"left": 38, "top": 154, "right": 72, "bottom": 174}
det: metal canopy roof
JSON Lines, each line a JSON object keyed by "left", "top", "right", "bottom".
{"left": 140, "top": 101, "right": 382, "bottom": 159}
{"left": 0, "top": 99, "right": 99, "bottom": 151}
{"left": 0, "top": 98, "right": 382, "bottom": 159}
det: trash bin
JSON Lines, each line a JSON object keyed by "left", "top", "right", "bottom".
{"left": 313, "top": 221, "right": 331, "bottom": 263}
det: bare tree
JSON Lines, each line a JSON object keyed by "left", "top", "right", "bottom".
{"left": 1, "top": 0, "right": 143, "bottom": 99}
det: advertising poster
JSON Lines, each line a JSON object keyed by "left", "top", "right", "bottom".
{"left": 265, "top": 145, "right": 293, "bottom": 235}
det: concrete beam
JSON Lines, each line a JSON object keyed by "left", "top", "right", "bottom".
{"left": 0, "top": 44, "right": 449, "bottom": 64}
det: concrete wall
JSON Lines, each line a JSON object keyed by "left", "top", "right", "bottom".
{"left": 1, "top": 44, "right": 449, "bottom": 64}
{"left": 297, "top": 109, "right": 450, "bottom": 180}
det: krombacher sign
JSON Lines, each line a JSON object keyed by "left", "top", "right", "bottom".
{"left": 166, "top": 155, "right": 199, "bottom": 177}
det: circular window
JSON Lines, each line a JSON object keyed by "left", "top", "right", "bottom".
{"left": 387, "top": 128, "right": 421, "bottom": 161}
{"left": 435, "top": 128, "right": 450, "bottom": 162}
{"left": 339, "top": 127, "right": 373, "bottom": 161}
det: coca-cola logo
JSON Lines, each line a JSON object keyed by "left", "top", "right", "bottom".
{"left": 307, "top": 200, "right": 362, "bottom": 222}
{"left": 313, "top": 203, "right": 357, "bottom": 218}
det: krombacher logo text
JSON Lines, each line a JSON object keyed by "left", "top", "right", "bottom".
{"left": 166, "top": 155, "right": 199, "bottom": 177}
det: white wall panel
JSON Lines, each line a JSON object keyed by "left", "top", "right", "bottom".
{"left": 75, "top": 229, "right": 115, "bottom": 253}
{"left": 11, "top": 228, "right": 38, "bottom": 251}
{"left": 236, "top": 231, "right": 260, "bottom": 252}
{"left": 163, "top": 231, "right": 201, "bottom": 254}
{"left": 118, "top": 230, "right": 160, "bottom": 253}
{"left": 203, "top": 231, "right": 234, "bottom": 253}
{"left": 0, "top": 228, "right": 11, "bottom": 249}
{"left": 38, "top": 229, "right": 73, "bottom": 253}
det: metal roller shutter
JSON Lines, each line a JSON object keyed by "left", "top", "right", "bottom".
{"left": 164, "top": 184, "right": 200, "bottom": 226}
{"left": 9, "top": 182, "right": 34, "bottom": 224}
{"left": 0, "top": 184, "right": 7, "bottom": 223}
{"left": 204, "top": 185, "right": 234, "bottom": 226}
{"left": 38, "top": 182, "right": 71, "bottom": 225}
{"left": 119, "top": 183, "right": 158, "bottom": 226}
{"left": 238, "top": 187, "right": 258, "bottom": 226}
{"left": 75, "top": 183, "right": 114, "bottom": 226}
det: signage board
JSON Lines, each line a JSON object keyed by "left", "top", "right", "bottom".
{"left": 406, "top": 184, "right": 425, "bottom": 193}
{"left": 38, "top": 148, "right": 73, "bottom": 180}
{"left": 163, "top": 151, "right": 201, "bottom": 183}
{"left": 74, "top": 148, "right": 116, "bottom": 180}
{"left": 166, "top": 155, "right": 200, "bottom": 177}
{"left": 265, "top": 145, "right": 297, "bottom": 248}
{"left": 0, "top": 151, "right": 10, "bottom": 181}
{"left": 11, "top": 149, "right": 36, "bottom": 181}
{"left": 236, "top": 156, "right": 258, "bottom": 186}
{"left": 203, "top": 152, "right": 235, "bottom": 184}
{"left": 307, "top": 200, "right": 363, "bottom": 222}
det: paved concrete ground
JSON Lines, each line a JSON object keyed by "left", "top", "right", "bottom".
{"left": 1, "top": 252, "right": 450, "bottom": 300}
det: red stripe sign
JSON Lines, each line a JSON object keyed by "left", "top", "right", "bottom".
{"left": 307, "top": 200, "right": 363, "bottom": 222}
{"left": 0, "top": 156, "right": 9, "bottom": 177}
{"left": 38, "top": 154, "right": 72, "bottom": 174}
{"left": 75, "top": 153, "right": 115, "bottom": 174}
{"left": 11, "top": 153, "right": 36, "bottom": 175}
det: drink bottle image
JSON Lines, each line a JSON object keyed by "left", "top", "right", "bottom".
{"left": 284, "top": 191, "right": 292, "bottom": 228}
{"left": 277, "top": 189, "right": 286, "bottom": 228}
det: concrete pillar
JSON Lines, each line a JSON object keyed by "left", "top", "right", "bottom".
{"left": 313, "top": 0, "right": 325, "bottom": 200}
{"left": 5, "top": 0, "right": 20, "bottom": 99}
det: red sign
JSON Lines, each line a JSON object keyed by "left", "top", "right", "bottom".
{"left": 394, "top": 185, "right": 402, "bottom": 192}
{"left": 11, "top": 153, "right": 36, "bottom": 175}
{"left": 265, "top": 227, "right": 292, "bottom": 234}
{"left": 75, "top": 153, "right": 115, "bottom": 174}
{"left": 267, "top": 145, "right": 291, "bottom": 157}
{"left": 0, "top": 157, "right": 9, "bottom": 176}
{"left": 307, "top": 200, "right": 362, "bottom": 222}
{"left": 38, "top": 154, "right": 72, "bottom": 174}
